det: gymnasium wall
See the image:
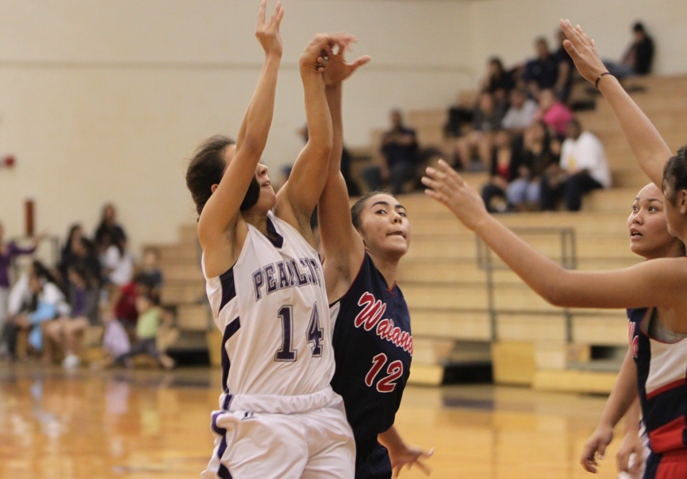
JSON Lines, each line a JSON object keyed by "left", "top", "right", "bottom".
{"left": 0, "top": 0, "right": 472, "bottom": 252}
{"left": 466, "top": 0, "right": 686, "bottom": 78}
{"left": 0, "top": 0, "right": 682, "bottom": 253}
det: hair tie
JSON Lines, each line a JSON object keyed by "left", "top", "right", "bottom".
{"left": 595, "top": 71, "right": 613, "bottom": 89}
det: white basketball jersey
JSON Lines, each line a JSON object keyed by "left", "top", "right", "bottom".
{"left": 203, "top": 212, "right": 334, "bottom": 406}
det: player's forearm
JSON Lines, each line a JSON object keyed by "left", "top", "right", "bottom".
{"left": 325, "top": 83, "right": 344, "bottom": 175}
{"left": 598, "top": 74, "right": 671, "bottom": 187}
{"left": 597, "top": 350, "right": 638, "bottom": 429}
{"left": 236, "top": 53, "right": 281, "bottom": 156}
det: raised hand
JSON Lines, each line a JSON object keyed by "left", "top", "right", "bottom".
{"left": 255, "top": 0, "right": 284, "bottom": 58}
{"left": 560, "top": 19, "right": 607, "bottom": 85}
{"left": 300, "top": 34, "right": 332, "bottom": 74}
{"left": 579, "top": 425, "right": 613, "bottom": 474}
{"left": 320, "top": 35, "right": 371, "bottom": 86}
{"left": 422, "top": 159, "right": 489, "bottom": 231}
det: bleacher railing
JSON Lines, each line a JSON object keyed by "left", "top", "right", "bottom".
{"left": 476, "top": 227, "right": 577, "bottom": 342}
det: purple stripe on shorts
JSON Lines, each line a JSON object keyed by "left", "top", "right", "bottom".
{"left": 211, "top": 411, "right": 226, "bottom": 436}
{"left": 222, "top": 393, "right": 233, "bottom": 411}
{"left": 217, "top": 436, "right": 233, "bottom": 479}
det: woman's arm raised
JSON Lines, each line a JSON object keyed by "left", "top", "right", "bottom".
{"left": 198, "top": 0, "right": 283, "bottom": 255}
{"left": 275, "top": 35, "right": 335, "bottom": 238}
{"left": 560, "top": 19, "right": 672, "bottom": 188}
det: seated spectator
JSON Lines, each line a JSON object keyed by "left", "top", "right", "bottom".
{"left": 3, "top": 268, "right": 70, "bottom": 360}
{"left": 522, "top": 37, "right": 559, "bottom": 98}
{"left": 535, "top": 89, "right": 575, "bottom": 138}
{"left": 604, "top": 22, "right": 655, "bottom": 79}
{"left": 501, "top": 88, "right": 538, "bottom": 134}
{"left": 444, "top": 93, "right": 475, "bottom": 139}
{"left": 0, "top": 222, "right": 44, "bottom": 349}
{"left": 107, "top": 272, "right": 159, "bottom": 335}
{"left": 139, "top": 247, "right": 163, "bottom": 293}
{"left": 43, "top": 264, "right": 99, "bottom": 368}
{"left": 540, "top": 118, "right": 611, "bottom": 211}
{"left": 94, "top": 203, "right": 126, "bottom": 259}
{"left": 506, "top": 121, "right": 561, "bottom": 211}
{"left": 454, "top": 91, "right": 505, "bottom": 171}
{"left": 362, "top": 109, "right": 420, "bottom": 194}
{"left": 58, "top": 225, "right": 101, "bottom": 293}
{"left": 103, "top": 230, "right": 134, "bottom": 289}
{"left": 481, "top": 57, "right": 515, "bottom": 105}
{"left": 109, "top": 291, "right": 174, "bottom": 369}
{"left": 481, "top": 130, "right": 515, "bottom": 213}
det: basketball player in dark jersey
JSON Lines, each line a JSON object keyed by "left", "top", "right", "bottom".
{"left": 317, "top": 42, "right": 433, "bottom": 478}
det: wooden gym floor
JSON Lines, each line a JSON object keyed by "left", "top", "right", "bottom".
{"left": 0, "top": 363, "right": 622, "bottom": 479}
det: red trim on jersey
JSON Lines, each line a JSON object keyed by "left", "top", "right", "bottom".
{"left": 647, "top": 378, "right": 687, "bottom": 400}
{"left": 648, "top": 415, "right": 687, "bottom": 453}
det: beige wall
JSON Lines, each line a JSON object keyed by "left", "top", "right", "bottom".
{"left": 0, "top": 0, "right": 682, "bottom": 254}
{"left": 467, "top": 0, "right": 685, "bottom": 78}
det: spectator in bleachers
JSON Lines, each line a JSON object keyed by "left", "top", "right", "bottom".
{"left": 501, "top": 88, "right": 538, "bottom": 134}
{"left": 0, "top": 221, "right": 44, "bottom": 354}
{"left": 139, "top": 247, "right": 163, "bottom": 293}
{"left": 506, "top": 120, "right": 561, "bottom": 211}
{"left": 2, "top": 266, "right": 70, "bottom": 361}
{"left": 57, "top": 224, "right": 101, "bottom": 293}
{"left": 443, "top": 93, "right": 475, "bottom": 139}
{"left": 540, "top": 118, "right": 611, "bottom": 211}
{"left": 108, "top": 291, "right": 174, "bottom": 369}
{"left": 605, "top": 22, "right": 655, "bottom": 79}
{"left": 454, "top": 91, "right": 505, "bottom": 171}
{"left": 553, "top": 29, "right": 575, "bottom": 103}
{"left": 361, "top": 109, "right": 420, "bottom": 194}
{"left": 43, "top": 264, "right": 99, "bottom": 368}
{"left": 103, "top": 229, "right": 134, "bottom": 289}
{"left": 522, "top": 37, "right": 559, "bottom": 97}
{"left": 535, "top": 88, "right": 575, "bottom": 138}
{"left": 94, "top": 203, "right": 127, "bottom": 258}
{"left": 480, "top": 57, "right": 515, "bottom": 105}
{"left": 480, "top": 129, "right": 515, "bottom": 213}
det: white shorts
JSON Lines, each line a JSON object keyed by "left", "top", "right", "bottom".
{"left": 201, "top": 388, "right": 355, "bottom": 479}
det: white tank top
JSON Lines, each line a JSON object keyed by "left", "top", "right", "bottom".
{"left": 203, "top": 212, "right": 333, "bottom": 407}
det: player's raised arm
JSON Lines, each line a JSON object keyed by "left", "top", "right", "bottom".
{"left": 275, "top": 34, "right": 335, "bottom": 237}
{"left": 422, "top": 160, "right": 687, "bottom": 310}
{"left": 560, "top": 19, "right": 672, "bottom": 188}
{"left": 195, "top": 0, "right": 283, "bottom": 258}
{"left": 317, "top": 37, "right": 371, "bottom": 297}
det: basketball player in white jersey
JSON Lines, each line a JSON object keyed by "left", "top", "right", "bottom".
{"left": 185, "top": 2, "right": 354, "bottom": 477}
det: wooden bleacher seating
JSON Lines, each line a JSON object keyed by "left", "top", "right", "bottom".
{"left": 156, "top": 75, "right": 687, "bottom": 391}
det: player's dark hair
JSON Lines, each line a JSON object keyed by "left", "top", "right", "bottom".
{"left": 351, "top": 191, "right": 391, "bottom": 230}
{"left": 186, "top": 135, "right": 262, "bottom": 216}
{"left": 663, "top": 146, "right": 687, "bottom": 204}
{"left": 186, "top": 135, "right": 233, "bottom": 216}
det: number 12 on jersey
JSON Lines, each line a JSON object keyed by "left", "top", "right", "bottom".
{"left": 275, "top": 303, "right": 323, "bottom": 362}
{"left": 365, "top": 353, "right": 403, "bottom": 393}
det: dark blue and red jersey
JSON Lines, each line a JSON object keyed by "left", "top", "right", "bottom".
{"left": 330, "top": 253, "right": 413, "bottom": 468}
{"left": 628, "top": 307, "right": 687, "bottom": 478}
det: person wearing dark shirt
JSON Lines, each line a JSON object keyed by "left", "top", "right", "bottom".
{"left": 362, "top": 109, "right": 420, "bottom": 194}
{"left": 623, "top": 22, "right": 654, "bottom": 75}
{"left": 522, "top": 37, "right": 559, "bottom": 97}
{"left": 604, "top": 22, "right": 655, "bottom": 79}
